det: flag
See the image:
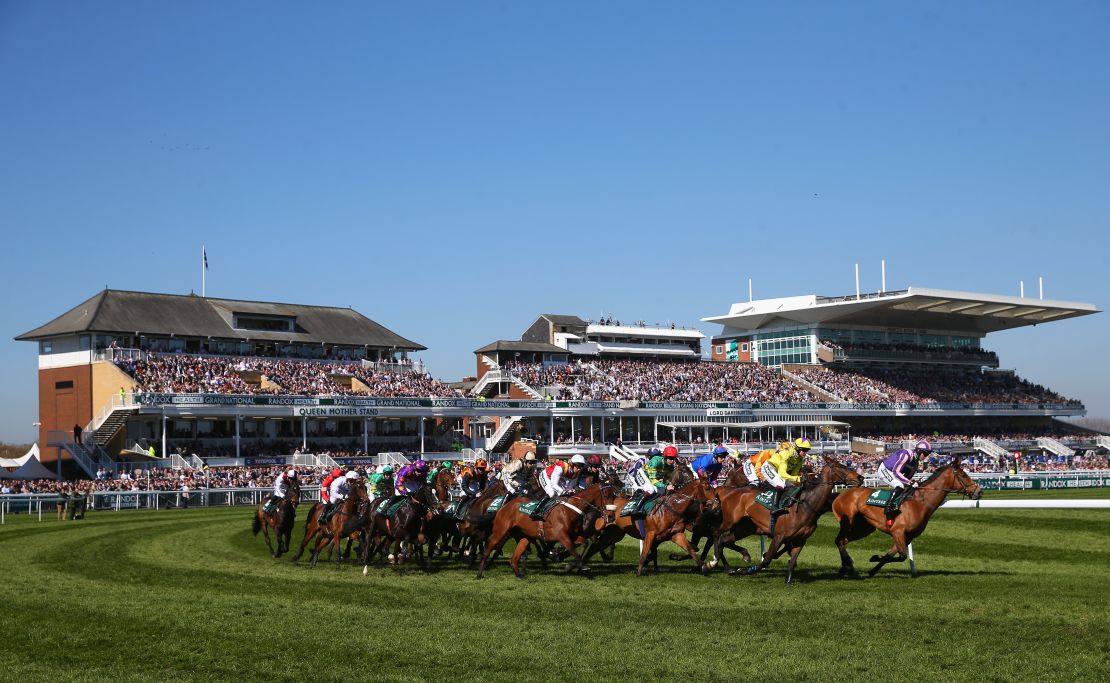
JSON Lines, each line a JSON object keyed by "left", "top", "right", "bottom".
{"left": 203, "top": 247, "right": 209, "bottom": 271}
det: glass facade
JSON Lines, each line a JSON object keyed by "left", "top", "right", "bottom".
{"left": 753, "top": 331, "right": 813, "bottom": 366}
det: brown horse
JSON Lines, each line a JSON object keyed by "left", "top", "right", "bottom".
{"left": 724, "top": 456, "right": 862, "bottom": 583}
{"left": 455, "top": 479, "right": 508, "bottom": 564}
{"left": 299, "top": 481, "right": 368, "bottom": 573}
{"left": 252, "top": 480, "right": 300, "bottom": 558}
{"left": 475, "top": 483, "right": 609, "bottom": 579}
{"left": 579, "top": 475, "right": 710, "bottom": 576}
{"left": 357, "top": 483, "right": 440, "bottom": 571}
{"left": 425, "top": 468, "right": 461, "bottom": 557}
{"left": 832, "top": 461, "right": 983, "bottom": 577}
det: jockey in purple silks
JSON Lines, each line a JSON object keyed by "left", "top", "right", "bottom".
{"left": 877, "top": 440, "right": 932, "bottom": 516}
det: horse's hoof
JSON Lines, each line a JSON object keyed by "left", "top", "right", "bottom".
{"left": 869, "top": 555, "right": 882, "bottom": 563}
{"left": 708, "top": 559, "right": 719, "bottom": 569}
{"left": 362, "top": 566, "right": 369, "bottom": 576}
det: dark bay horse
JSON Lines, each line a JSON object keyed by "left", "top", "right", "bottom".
{"left": 832, "top": 461, "right": 982, "bottom": 577}
{"left": 309, "top": 480, "right": 369, "bottom": 569}
{"left": 726, "top": 456, "right": 862, "bottom": 583}
{"left": 475, "top": 483, "right": 609, "bottom": 579}
{"left": 455, "top": 480, "right": 508, "bottom": 564}
{"left": 252, "top": 480, "right": 300, "bottom": 558}
{"left": 357, "top": 484, "right": 440, "bottom": 572}
{"left": 580, "top": 475, "right": 710, "bottom": 576}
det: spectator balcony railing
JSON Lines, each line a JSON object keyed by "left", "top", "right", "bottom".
{"left": 361, "top": 358, "right": 423, "bottom": 375}
{"left": 825, "top": 346, "right": 999, "bottom": 366}
{"left": 94, "top": 347, "right": 147, "bottom": 362}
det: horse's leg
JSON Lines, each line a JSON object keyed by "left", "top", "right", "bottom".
{"left": 670, "top": 530, "right": 705, "bottom": 575}
{"left": 476, "top": 522, "right": 511, "bottom": 579}
{"left": 636, "top": 530, "right": 656, "bottom": 577}
{"left": 290, "top": 520, "right": 317, "bottom": 563}
{"left": 260, "top": 521, "right": 276, "bottom": 558}
{"left": 868, "top": 528, "right": 911, "bottom": 577}
{"left": 510, "top": 537, "right": 531, "bottom": 579}
{"left": 784, "top": 543, "right": 805, "bottom": 585}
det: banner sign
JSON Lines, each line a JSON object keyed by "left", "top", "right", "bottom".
{"left": 971, "top": 474, "right": 1110, "bottom": 490}
{"left": 244, "top": 457, "right": 286, "bottom": 466}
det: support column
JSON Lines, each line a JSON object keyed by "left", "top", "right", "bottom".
{"left": 653, "top": 419, "right": 658, "bottom": 445}
{"left": 637, "top": 416, "right": 642, "bottom": 444}
{"left": 235, "top": 414, "right": 240, "bottom": 459}
{"left": 161, "top": 412, "right": 167, "bottom": 460}
{"left": 363, "top": 418, "right": 368, "bottom": 455}
{"left": 302, "top": 416, "right": 307, "bottom": 451}
{"left": 570, "top": 417, "right": 575, "bottom": 443}
{"left": 419, "top": 418, "right": 426, "bottom": 454}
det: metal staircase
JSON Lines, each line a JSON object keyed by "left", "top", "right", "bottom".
{"left": 973, "top": 438, "right": 1010, "bottom": 460}
{"left": 488, "top": 416, "right": 522, "bottom": 452}
{"left": 471, "top": 370, "right": 544, "bottom": 400}
{"left": 780, "top": 368, "right": 843, "bottom": 402}
{"left": 1097, "top": 435, "right": 1110, "bottom": 451}
{"left": 91, "top": 407, "right": 137, "bottom": 446}
{"left": 1036, "top": 436, "right": 1076, "bottom": 458}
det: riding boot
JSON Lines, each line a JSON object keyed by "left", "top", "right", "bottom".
{"left": 884, "top": 490, "right": 900, "bottom": 518}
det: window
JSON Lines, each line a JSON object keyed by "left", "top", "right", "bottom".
{"left": 233, "top": 314, "right": 294, "bottom": 332}
{"left": 40, "top": 340, "right": 53, "bottom": 354}
{"left": 715, "top": 345, "right": 723, "bottom": 354}
{"left": 55, "top": 380, "right": 73, "bottom": 390}
{"left": 741, "top": 343, "right": 749, "bottom": 352}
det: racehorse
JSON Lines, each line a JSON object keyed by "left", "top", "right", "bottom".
{"left": 308, "top": 480, "right": 369, "bottom": 569}
{"left": 475, "top": 483, "right": 609, "bottom": 579}
{"left": 455, "top": 479, "right": 508, "bottom": 564}
{"left": 580, "top": 474, "right": 710, "bottom": 576}
{"left": 832, "top": 460, "right": 983, "bottom": 577}
{"left": 425, "top": 468, "right": 461, "bottom": 558}
{"left": 357, "top": 483, "right": 440, "bottom": 572}
{"left": 724, "top": 456, "right": 862, "bottom": 583}
{"left": 252, "top": 480, "right": 300, "bottom": 558}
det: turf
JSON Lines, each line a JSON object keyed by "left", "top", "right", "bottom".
{"left": 0, "top": 496, "right": 1107, "bottom": 683}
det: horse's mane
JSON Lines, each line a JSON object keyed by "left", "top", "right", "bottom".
{"left": 919, "top": 464, "right": 952, "bottom": 487}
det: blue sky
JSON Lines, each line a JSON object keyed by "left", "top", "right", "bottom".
{"left": 1, "top": 2, "right": 1108, "bottom": 442}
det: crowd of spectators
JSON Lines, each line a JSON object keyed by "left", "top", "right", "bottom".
{"left": 504, "top": 360, "right": 819, "bottom": 403}
{"left": 115, "top": 354, "right": 462, "bottom": 398}
{"left": 791, "top": 365, "right": 922, "bottom": 402}
{"left": 820, "top": 339, "right": 999, "bottom": 364}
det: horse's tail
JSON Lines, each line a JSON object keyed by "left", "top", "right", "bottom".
{"left": 251, "top": 510, "right": 262, "bottom": 536}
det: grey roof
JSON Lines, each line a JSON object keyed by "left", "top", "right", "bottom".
{"left": 16, "top": 289, "right": 426, "bottom": 350}
{"left": 474, "top": 340, "right": 569, "bottom": 354}
{"left": 540, "top": 314, "right": 587, "bottom": 326}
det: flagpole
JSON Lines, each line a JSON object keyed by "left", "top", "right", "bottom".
{"left": 202, "top": 245, "right": 206, "bottom": 297}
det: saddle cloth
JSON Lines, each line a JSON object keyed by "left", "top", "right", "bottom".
{"left": 619, "top": 496, "right": 661, "bottom": 518}
{"left": 519, "top": 497, "right": 560, "bottom": 520}
{"left": 754, "top": 490, "right": 776, "bottom": 510}
{"left": 375, "top": 497, "right": 407, "bottom": 518}
{"left": 865, "top": 489, "right": 895, "bottom": 507}
{"left": 486, "top": 495, "right": 508, "bottom": 514}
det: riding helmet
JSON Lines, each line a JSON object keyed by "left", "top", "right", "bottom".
{"left": 663, "top": 446, "right": 679, "bottom": 459}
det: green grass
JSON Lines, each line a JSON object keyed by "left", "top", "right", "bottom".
{"left": 1, "top": 498, "right": 1108, "bottom": 683}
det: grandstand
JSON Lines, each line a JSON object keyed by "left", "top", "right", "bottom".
{"left": 14, "top": 287, "right": 1108, "bottom": 479}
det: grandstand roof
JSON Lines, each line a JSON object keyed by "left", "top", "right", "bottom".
{"left": 540, "top": 314, "right": 588, "bottom": 327}
{"left": 703, "top": 287, "right": 1099, "bottom": 334}
{"left": 15, "top": 289, "right": 426, "bottom": 350}
{"left": 474, "top": 340, "right": 568, "bottom": 354}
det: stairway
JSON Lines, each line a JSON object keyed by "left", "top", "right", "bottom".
{"left": 973, "top": 438, "right": 1010, "bottom": 460}
{"left": 780, "top": 368, "right": 842, "bottom": 402}
{"left": 488, "top": 416, "right": 522, "bottom": 452}
{"left": 1036, "top": 436, "right": 1075, "bottom": 458}
{"left": 92, "top": 407, "right": 137, "bottom": 446}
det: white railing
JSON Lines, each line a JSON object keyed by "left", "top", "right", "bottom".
{"left": 292, "top": 453, "right": 321, "bottom": 468}
{"left": 1098, "top": 435, "right": 1110, "bottom": 451}
{"left": 316, "top": 453, "right": 340, "bottom": 470}
{"left": 187, "top": 454, "right": 205, "bottom": 469}
{"left": 83, "top": 486, "right": 325, "bottom": 512}
{"left": 360, "top": 359, "right": 422, "bottom": 375}
{"left": 488, "top": 416, "right": 521, "bottom": 450}
{"left": 780, "top": 368, "right": 844, "bottom": 402}
{"left": 93, "top": 348, "right": 146, "bottom": 362}
{"left": 973, "top": 438, "right": 1010, "bottom": 459}
{"left": 376, "top": 452, "right": 410, "bottom": 468}
{"left": 1036, "top": 436, "right": 1076, "bottom": 458}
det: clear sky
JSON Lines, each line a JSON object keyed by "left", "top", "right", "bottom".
{"left": 1, "top": 2, "right": 1108, "bottom": 443}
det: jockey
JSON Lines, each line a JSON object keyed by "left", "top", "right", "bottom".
{"left": 762, "top": 445, "right": 804, "bottom": 518}
{"left": 395, "top": 460, "right": 430, "bottom": 496}
{"left": 501, "top": 451, "right": 537, "bottom": 495}
{"left": 320, "top": 467, "right": 344, "bottom": 505}
{"left": 428, "top": 460, "right": 452, "bottom": 484}
{"left": 691, "top": 446, "right": 730, "bottom": 485}
{"left": 321, "top": 470, "right": 360, "bottom": 524}
{"left": 878, "top": 440, "right": 932, "bottom": 516}
{"left": 540, "top": 454, "right": 585, "bottom": 499}
{"left": 264, "top": 468, "right": 298, "bottom": 513}
{"left": 459, "top": 459, "right": 490, "bottom": 497}
{"left": 648, "top": 446, "right": 679, "bottom": 492}
{"left": 368, "top": 465, "right": 394, "bottom": 499}
{"left": 743, "top": 445, "right": 781, "bottom": 488}
{"left": 626, "top": 455, "right": 657, "bottom": 512}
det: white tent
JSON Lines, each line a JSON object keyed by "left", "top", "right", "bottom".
{"left": 0, "top": 443, "right": 39, "bottom": 469}
{"left": 0, "top": 454, "right": 59, "bottom": 480}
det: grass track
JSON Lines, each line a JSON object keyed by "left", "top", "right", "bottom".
{"left": 0, "top": 496, "right": 1108, "bottom": 682}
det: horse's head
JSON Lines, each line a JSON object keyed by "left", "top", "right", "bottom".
{"left": 415, "top": 483, "right": 440, "bottom": 511}
{"left": 821, "top": 455, "right": 863, "bottom": 487}
{"left": 287, "top": 480, "right": 301, "bottom": 506}
{"left": 947, "top": 458, "right": 983, "bottom": 500}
